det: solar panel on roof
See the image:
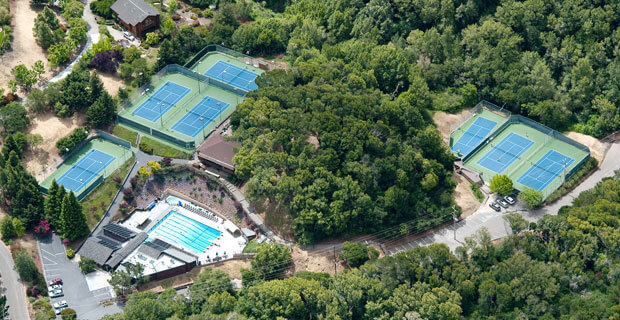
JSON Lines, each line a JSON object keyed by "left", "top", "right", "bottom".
{"left": 96, "top": 236, "right": 121, "bottom": 250}
{"left": 103, "top": 223, "right": 136, "bottom": 241}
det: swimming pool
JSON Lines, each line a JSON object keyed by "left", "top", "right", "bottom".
{"left": 148, "top": 211, "right": 222, "bottom": 253}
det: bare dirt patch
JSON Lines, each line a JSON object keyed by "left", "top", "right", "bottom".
{"left": 96, "top": 71, "right": 124, "bottom": 96}
{"left": 432, "top": 109, "right": 472, "bottom": 141}
{"left": 306, "top": 134, "right": 319, "bottom": 150}
{"left": 452, "top": 173, "right": 482, "bottom": 218}
{"left": 0, "top": 0, "right": 52, "bottom": 93}
{"left": 291, "top": 246, "right": 346, "bottom": 276}
{"left": 23, "top": 112, "right": 86, "bottom": 182}
{"left": 14, "top": 234, "right": 43, "bottom": 274}
{"left": 211, "top": 259, "right": 251, "bottom": 279}
{"left": 563, "top": 131, "right": 605, "bottom": 163}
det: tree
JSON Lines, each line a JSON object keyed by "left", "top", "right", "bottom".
{"left": 59, "top": 192, "right": 89, "bottom": 241}
{"left": 189, "top": 268, "right": 232, "bottom": 313}
{"left": 242, "top": 243, "right": 291, "bottom": 286}
{"left": 33, "top": 7, "right": 63, "bottom": 49}
{"left": 12, "top": 64, "right": 38, "bottom": 89}
{"left": 86, "top": 91, "right": 116, "bottom": 127}
{"left": 518, "top": 187, "right": 543, "bottom": 209}
{"left": 489, "top": 174, "right": 514, "bottom": 195}
{"left": 503, "top": 213, "right": 528, "bottom": 234}
{"left": 2, "top": 134, "right": 23, "bottom": 159}
{"left": 0, "top": 215, "right": 16, "bottom": 241}
{"left": 0, "top": 102, "right": 30, "bottom": 133}
{"left": 90, "top": 0, "right": 115, "bottom": 19}
{"left": 44, "top": 180, "right": 66, "bottom": 229}
{"left": 0, "top": 295, "right": 8, "bottom": 320}
{"left": 339, "top": 241, "right": 379, "bottom": 268}
{"left": 47, "top": 41, "right": 72, "bottom": 67}
{"left": 13, "top": 249, "right": 39, "bottom": 283}
{"left": 79, "top": 257, "right": 97, "bottom": 274}
{"left": 59, "top": 308, "right": 76, "bottom": 319}
{"left": 61, "top": 0, "right": 84, "bottom": 20}
{"left": 167, "top": 0, "right": 178, "bottom": 13}
{"left": 109, "top": 263, "right": 146, "bottom": 297}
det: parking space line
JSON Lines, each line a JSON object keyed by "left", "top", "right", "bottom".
{"left": 40, "top": 248, "right": 60, "bottom": 256}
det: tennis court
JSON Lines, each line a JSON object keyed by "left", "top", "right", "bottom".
{"left": 477, "top": 133, "right": 534, "bottom": 173}
{"left": 171, "top": 96, "right": 230, "bottom": 137}
{"left": 132, "top": 81, "right": 190, "bottom": 122}
{"left": 204, "top": 60, "right": 258, "bottom": 91}
{"left": 451, "top": 117, "right": 497, "bottom": 156}
{"left": 517, "top": 150, "right": 575, "bottom": 190}
{"left": 56, "top": 149, "right": 116, "bottom": 193}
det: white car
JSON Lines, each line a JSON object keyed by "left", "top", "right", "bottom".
{"left": 49, "top": 288, "right": 63, "bottom": 298}
{"left": 48, "top": 284, "right": 62, "bottom": 292}
{"left": 53, "top": 300, "right": 68, "bottom": 310}
{"left": 123, "top": 31, "right": 135, "bottom": 41}
{"left": 54, "top": 306, "right": 67, "bottom": 315}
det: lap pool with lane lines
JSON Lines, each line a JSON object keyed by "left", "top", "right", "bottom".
{"left": 148, "top": 211, "right": 222, "bottom": 253}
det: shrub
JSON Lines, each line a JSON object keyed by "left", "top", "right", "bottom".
{"left": 56, "top": 127, "right": 88, "bottom": 155}
{"left": 203, "top": 8, "right": 213, "bottom": 18}
{"left": 54, "top": 102, "right": 72, "bottom": 117}
{"left": 339, "top": 242, "right": 379, "bottom": 268}
{"left": 34, "top": 220, "right": 51, "bottom": 235}
{"left": 66, "top": 248, "right": 75, "bottom": 259}
{"left": 470, "top": 183, "right": 484, "bottom": 202}
{"left": 79, "top": 257, "right": 97, "bottom": 273}
{"left": 139, "top": 141, "right": 153, "bottom": 154}
{"left": 489, "top": 174, "right": 514, "bottom": 195}
{"left": 88, "top": 50, "right": 123, "bottom": 73}
{"left": 113, "top": 176, "right": 122, "bottom": 184}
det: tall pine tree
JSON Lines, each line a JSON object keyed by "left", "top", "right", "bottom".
{"left": 44, "top": 180, "right": 65, "bottom": 230}
{"left": 0, "top": 151, "right": 44, "bottom": 228}
{"left": 60, "top": 192, "right": 89, "bottom": 240}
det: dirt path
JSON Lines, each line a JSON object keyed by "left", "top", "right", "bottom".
{"left": 0, "top": 0, "right": 52, "bottom": 92}
{"left": 23, "top": 112, "right": 85, "bottom": 182}
{"left": 452, "top": 173, "right": 481, "bottom": 218}
{"left": 432, "top": 109, "right": 472, "bottom": 141}
{"left": 564, "top": 131, "right": 605, "bottom": 163}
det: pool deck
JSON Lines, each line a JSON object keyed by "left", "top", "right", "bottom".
{"left": 122, "top": 196, "right": 246, "bottom": 266}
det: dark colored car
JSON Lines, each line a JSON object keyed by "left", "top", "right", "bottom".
{"left": 489, "top": 201, "right": 501, "bottom": 212}
{"left": 504, "top": 195, "right": 516, "bottom": 205}
{"left": 497, "top": 198, "right": 510, "bottom": 208}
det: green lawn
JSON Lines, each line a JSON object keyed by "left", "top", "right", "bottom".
{"left": 139, "top": 136, "right": 192, "bottom": 159}
{"left": 242, "top": 240, "right": 259, "bottom": 253}
{"left": 81, "top": 156, "right": 135, "bottom": 229}
{"left": 112, "top": 125, "right": 139, "bottom": 147}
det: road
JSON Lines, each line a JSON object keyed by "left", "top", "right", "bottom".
{"left": 0, "top": 242, "right": 28, "bottom": 320}
{"left": 39, "top": 234, "right": 122, "bottom": 320}
{"left": 388, "top": 141, "right": 620, "bottom": 254}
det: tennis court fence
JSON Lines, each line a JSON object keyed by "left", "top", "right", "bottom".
{"left": 449, "top": 100, "right": 511, "bottom": 146}
{"left": 185, "top": 44, "right": 273, "bottom": 72}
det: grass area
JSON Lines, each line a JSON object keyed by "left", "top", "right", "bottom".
{"left": 112, "top": 125, "right": 139, "bottom": 147}
{"left": 544, "top": 157, "right": 598, "bottom": 204}
{"left": 242, "top": 240, "right": 259, "bottom": 253}
{"left": 139, "top": 136, "right": 192, "bottom": 159}
{"left": 81, "top": 156, "right": 135, "bottom": 229}
{"left": 470, "top": 183, "right": 485, "bottom": 202}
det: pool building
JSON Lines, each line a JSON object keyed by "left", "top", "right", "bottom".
{"left": 79, "top": 193, "right": 246, "bottom": 280}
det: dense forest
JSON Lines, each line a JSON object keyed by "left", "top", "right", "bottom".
{"left": 102, "top": 172, "right": 620, "bottom": 320}
{"left": 158, "top": 0, "right": 620, "bottom": 243}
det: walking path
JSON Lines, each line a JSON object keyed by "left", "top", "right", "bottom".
{"left": 388, "top": 141, "right": 620, "bottom": 254}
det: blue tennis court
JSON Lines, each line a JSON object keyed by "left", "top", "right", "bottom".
{"left": 204, "top": 60, "right": 259, "bottom": 91}
{"left": 517, "top": 150, "right": 574, "bottom": 190}
{"left": 477, "top": 133, "right": 534, "bottom": 173}
{"left": 171, "top": 96, "right": 230, "bottom": 137}
{"left": 451, "top": 117, "right": 497, "bottom": 156}
{"left": 132, "top": 81, "right": 190, "bottom": 122}
{"left": 56, "top": 149, "right": 116, "bottom": 193}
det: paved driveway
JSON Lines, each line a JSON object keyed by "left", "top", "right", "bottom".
{"left": 39, "top": 234, "right": 121, "bottom": 319}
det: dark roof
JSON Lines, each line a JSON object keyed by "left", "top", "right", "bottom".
{"left": 105, "top": 232, "right": 148, "bottom": 269}
{"left": 96, "top": 235, "right": 121, "bottom": 251}
{"left": 79, "top": 238, "right": 115, "bottom": 266}
{"left": 103, "top": 224, "right": 136, "bottom": 242}
{"left": 138, "top": 243, "right": 162, "bottom": 260}
{"left": 197, "top": 134, "right": 240, "bottom": 171}
{"left": 111, "top": 0, "right": 159, "bottom": 26}
{"left": 163, "top": 247, "right": 197, "bottom": 264}
{"left": 241, "top": 228, "right": 256, "bottom": 238}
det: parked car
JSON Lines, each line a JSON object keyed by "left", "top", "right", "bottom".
{"left": 497, "top": 198, "right": 510, "bottom": 208}
{"left": 489, "top": 201, "right": 501, "bottom": 212}
{"left": 48, "top": 278, "right": 62, "bottom": 286}
{"left": 48, "top": 284, "right": 62, "bottom": 292}
{"left": 504, "top": 195, "right": 516, "bottom": 205}
{"left": 49, "top": 289, "right": 63, "bottom": 298}
{"left": 53, "top": 301, "right": 68, "bottom": 310}
{"left": 123, "top": 31, "right": 135, "bottom": 41}
{"left": 54, "top": 306, "right": 67, "bottom": 315}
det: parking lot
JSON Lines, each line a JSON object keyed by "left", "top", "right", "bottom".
{"left": 38, "top": 234, "right": 122, "bottom": 319}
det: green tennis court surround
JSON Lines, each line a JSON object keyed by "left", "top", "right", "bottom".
{"left": 40, "top": 136, "right": 133, "bottom": 200}
{"left": 452, "top": 102, "right": 590, "bottom": 199}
